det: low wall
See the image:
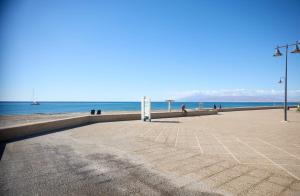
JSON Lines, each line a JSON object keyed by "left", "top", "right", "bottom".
{"left": 218, "top": 105, "right": 297, "bottom": 112}
{"left": 0, "top": 116, "right": 91, "bottom": 142}
{"left": 0, "top": 110, "right": 217, "bottom": 142}
{"left": 86, "top": 110, "right": 218, "bottom": 123}
{"left": 90, "top": 113, "right": 140, "bottom": 123}
{"left": 151, "top": 110, "right": 217, "bottom": 119}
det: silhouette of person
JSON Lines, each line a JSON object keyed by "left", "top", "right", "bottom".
{"left": 181, "top": 104, "right": 187, "bottom": 115}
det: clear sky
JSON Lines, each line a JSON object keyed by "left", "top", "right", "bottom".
{"left": 1, "top": 0, "right": 299, "bottom": 101}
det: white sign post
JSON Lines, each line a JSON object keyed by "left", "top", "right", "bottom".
{"left": 165, "top": 100, "right": 174, "bottom": 112}
{"left": 141, "top": 96, "right": 151, "bottom": 122}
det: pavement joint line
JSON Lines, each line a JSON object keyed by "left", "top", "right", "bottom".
{"left": 163, "top": 128, "right": 172, "bottom": 143}
{"left": 201, "top": 152, "right": 231, "bottom": 155}
{"left": 152, "top": 151, "right": 201, "bottom": 166}
{"left": 237, "top": 173, "right": 273, "bottom": 196}
{"left": 200, "top": 164, "right": 240, "bottom": 184}
{"left": 166, "top": 157, "right": 209, "bottom": 174}
{"left": 211, "top": 134, "right": 241, "bottom": 164}
{"left": 241, "top": 163, "right": 300, "bottom": 167}
{"left": 257, "top": 138, "right": 300, "bottom": 161}
{"left": 122, "top": 127, "right": 136, "bottom": 137}
{"left": 215, "top": 168, "right": 255, "bottom": 190}
{"left": 175, "top": 128, "right": 179, "bottom": 147}
{"left": 144, "top": 150, "right": 178, "bottom": 161}
{"left": 277, "top": 178, "right": 298, "bottom": 196}
{"left": 139, "top": 128, "right": 151, "bottom": 137}
{"left": 149, "top": 149, "right": 189, "bottom": 163}
{"left": 143, "top": 149, "right": 178, "bottom": 160}
{"left": 154, "top": 129, "right": 164, "bottom": 142}
{"left": 194, "top": 135, "right": 203, "bottom": 154}
{"left": 294, "top": 144, "right": 300, "bottom": 148}
{"left": 177, "top": 160, "right": 225, "bottom": 178}
{"left": 133, "top": 144, "right": 167, "bottom": 153}
{"left": 236, "top": 137, "right": 300, "bottom": 180}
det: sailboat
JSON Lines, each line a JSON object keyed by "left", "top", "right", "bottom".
{"left": 31, "top": 89, "right": 40, "bottom": 105}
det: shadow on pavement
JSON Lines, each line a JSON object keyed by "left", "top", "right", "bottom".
{"left": 0, "top": 142, "right": 6, "bottom": 161}
{"left": 151, "top": 120, "right": 180, "bottom": 123}
{"left": 0, "top": 122, "right": 93, "bottom": 160}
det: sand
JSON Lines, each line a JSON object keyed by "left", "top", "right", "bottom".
{"left": 1, "top": 108, "right": 300, "bottom": 195}
{"left": 0, "top": 112, "right": 87, "bottom": 127}
{"left": 0, "top": 109, "right": 180, "bottom": 128}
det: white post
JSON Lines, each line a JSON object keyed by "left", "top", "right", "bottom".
{"left": 165, "top": 100, "right": 174, "bottom": 112}
{"left": 141, "top": 97, "right": 145, "bottom": 121}
{"left": 141, "top": 96, "right": 151, "bottom": 122}
{"left": 147, "top": 98, "right": 151, "bottom": 121}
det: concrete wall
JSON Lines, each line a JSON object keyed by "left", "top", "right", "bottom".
{"left": 151, "top": 110, "right": 217, "bottom": 119}
{"left": 218, "top": 105, "right": 296, "bottom": 112}
{"left": 0, "top": 116, "right": 91, "bottom": 142}
{"left": 90, "top": 113, "right": 140, "bottom": 123}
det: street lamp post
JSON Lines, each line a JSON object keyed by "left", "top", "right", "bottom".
{"left": 273, "top": 41, "right": 300, "bottom": 121}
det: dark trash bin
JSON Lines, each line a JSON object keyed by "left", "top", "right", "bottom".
{"left": 91, "top": 109, "right": 95, "bottom": 115}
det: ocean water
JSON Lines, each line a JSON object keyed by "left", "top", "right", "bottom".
{"left": 0, "top": 101, "right": 297, "bottom": 115}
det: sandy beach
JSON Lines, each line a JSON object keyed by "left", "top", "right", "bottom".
{"left": 0, "top": 110, "right": 144, "bottom": 128}
{"left": 0, "top": 109, "right": 185, "bottom": 128}
{"left": 1, "top": 108, "right": 300, "bottom": 195}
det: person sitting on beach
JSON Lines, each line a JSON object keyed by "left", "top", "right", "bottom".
{"left": 181, "top": 104, "right": 187, "bottom": 114}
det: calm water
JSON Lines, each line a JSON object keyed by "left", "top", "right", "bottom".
{"left": 0, "top": 102, "right": 297, "bottom": 115}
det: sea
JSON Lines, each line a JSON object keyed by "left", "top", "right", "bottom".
{"left": 0, "top": 101, "right": 298, "bottom": 115}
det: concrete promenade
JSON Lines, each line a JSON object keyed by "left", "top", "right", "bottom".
{"left": 1, "top": 109, "right": 300, "bottom": 195}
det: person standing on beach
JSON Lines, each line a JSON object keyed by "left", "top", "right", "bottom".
{"left": 213, "top": 104, "right": 217, "bottom": 110}
{"left": 181, "top": 104, "right": 187, "bottom": 115}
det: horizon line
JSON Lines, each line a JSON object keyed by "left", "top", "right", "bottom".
{"left": 0, "top": 100, "right": 297, "bottom": 103}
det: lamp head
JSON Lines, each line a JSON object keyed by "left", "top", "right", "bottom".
{"left": 291, "top": 42, "right": 300, "bottom": 54}
{"left": 273, "top": 47, "right": 282, "bottom": 57}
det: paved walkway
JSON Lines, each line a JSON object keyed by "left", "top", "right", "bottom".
{"left": 1, "top": 109, "right": 300, "bottom": 195}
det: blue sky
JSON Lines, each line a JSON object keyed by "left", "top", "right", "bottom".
{"left": 1, "top": 0, "right": 299, "bottom": 101}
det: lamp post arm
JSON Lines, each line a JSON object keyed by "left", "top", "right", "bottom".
{"left": 276, "top": 41, "right": 299, "bottom": 49}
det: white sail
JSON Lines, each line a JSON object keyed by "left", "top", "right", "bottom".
{"left": 31, "top": 89, "right": 40, "bottom": 105}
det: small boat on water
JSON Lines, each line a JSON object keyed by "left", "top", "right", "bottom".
{"left": 31, "top": 101, "right": 40, "bottom": 105}
{"left": 31, "top": 89, "right": 40, "bottom": 105}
